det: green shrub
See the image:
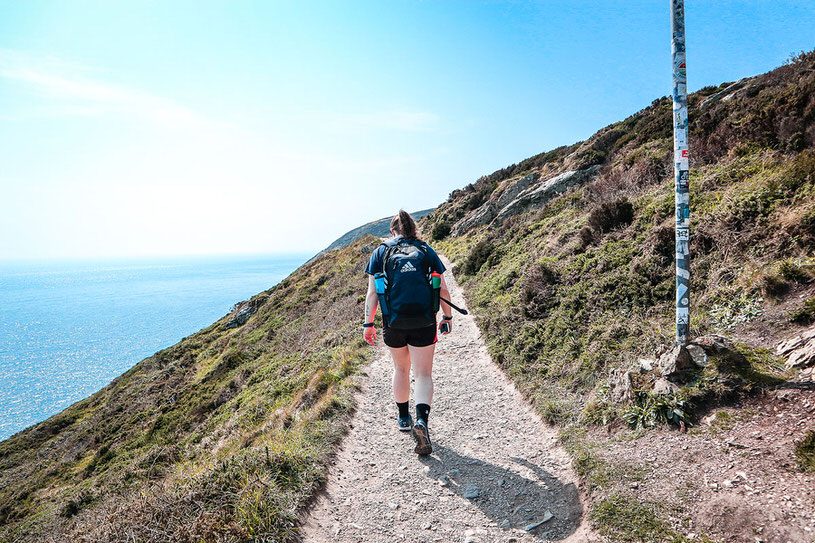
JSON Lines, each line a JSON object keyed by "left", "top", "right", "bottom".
{"left": 778, "top": 259, "right": 811, "bottom": 283}
{"left": 587, "top": 198, "right": 635, "bottom": 234}
{"left": 461, "top": 239, "right": 495, "bottom": 275}
{"left": 649, "top": 224, "right": 675, "bottom": 261}
{"left": 520, "top": 263, "right": 560, "bottom": 319}
{"left": 578, "top": 226, "right": 595, "bottom": 247}
{"left": 431, "top": 221, "right": 452, "bottom": 241}
{"left": 790, "top": 297, "right": 815, "bottom": 324}
{"left": 760, "top": 273, "right": 789, "bottom": 300}
{"left": 622, "top": 392, "right": 689, "bottom": 429}
{"left": 795, "top": 431, "right": 815, "bottom": 472}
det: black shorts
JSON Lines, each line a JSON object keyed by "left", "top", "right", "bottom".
{"left": 383, "top": 323, "right": 437, "bottom": 348}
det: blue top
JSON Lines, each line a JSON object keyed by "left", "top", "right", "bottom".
{"left": 365, "top": 237, "right": 447, "bottom": 276}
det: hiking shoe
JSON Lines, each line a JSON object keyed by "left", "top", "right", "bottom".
{"left": 412, "top": 420, "right": 432, "bottom": 456}
{"left": 397, "top": 414, "right": 413, "bottom": 432}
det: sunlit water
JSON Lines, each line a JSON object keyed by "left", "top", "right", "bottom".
{"left": 0, "top": 254, "right": 309, "bottom": 440}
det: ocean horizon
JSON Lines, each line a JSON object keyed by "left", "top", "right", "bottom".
{"left": 0, "top": 253, "right": 311, "bottom": 440}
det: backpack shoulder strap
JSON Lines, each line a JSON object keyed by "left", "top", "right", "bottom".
{"left": 380, "top": 238, "right": 402, "bottom": 275}
{"left": 412, "top": 240, "right": 432, "bottom": 273}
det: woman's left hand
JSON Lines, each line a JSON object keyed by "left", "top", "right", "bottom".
{"left": 439, "top": 319, "right": 453, "bottom": 335}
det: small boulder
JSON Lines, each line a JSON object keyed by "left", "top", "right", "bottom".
{"left": 692, "top": 334, "right": 747, "bottom": 367}
{"left": 685, "top": 344, "right": 709, "bottom": 367}
{"left": 656, "top": 345, "right": 696, "bottom": 382}
{"left": 653, "top": 377, "right": 679, "bottom": 395}
{"left": 638, "top": 358, "right": 654, "bottom": 372}
{"left": 609, "top": 369, "right": 634, "bottom": 402}
{"left": 462, "top": 485, "right": 481, "bottom": 500}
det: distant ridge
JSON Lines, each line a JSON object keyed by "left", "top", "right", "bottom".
{"left": 318, "top": 208, "right": 434, "bottom": 254}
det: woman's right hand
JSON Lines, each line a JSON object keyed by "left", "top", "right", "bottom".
{"left": 363, "top": 326, "right": 377, "bottom": 346}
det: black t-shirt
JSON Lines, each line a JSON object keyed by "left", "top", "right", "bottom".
{"left": 365, "top": 237, "right": 447, "bottom": 276}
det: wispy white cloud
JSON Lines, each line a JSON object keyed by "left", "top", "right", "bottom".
{"left": 0, "top": 49, "right": 200, "bottom": 125}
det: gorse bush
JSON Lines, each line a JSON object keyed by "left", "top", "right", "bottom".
{"left": 461, "top": 239, "right": 495, "bottom": 275}
{"left": 790, "top": 297, "right": 815, "bottom": 324}
{"left": 587, "top": 198, "right": 634, "bottom": 235}
{"left": 431, "top": 220, "right": 451, "bottom": 241}
{"left": 521, "top": 262, "right": 560, "bottom": 320}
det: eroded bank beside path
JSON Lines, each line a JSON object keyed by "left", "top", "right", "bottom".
{"left": 302, "top": 256, "right": 598, "bottom": 543}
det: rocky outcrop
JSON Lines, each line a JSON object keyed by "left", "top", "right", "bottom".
{"left": 699, "top": 77, "right": 754, "bottom": 109}
{"left": 777, "top": 326, "right": 815, "bottom": 369}
{"left": 224, "top": 297, "right": 266, "bottom": 329}
{"left": 450, "top": 172, "right": 540, "bottom": 235}
{"left": 451, "top": 201, "right": 497, "bottom": 235}
{"left": 449, "top": 166, "right": 600, "bottom": 236}
{"left": 493, "top": 165, "right": 601, "bottom": 222}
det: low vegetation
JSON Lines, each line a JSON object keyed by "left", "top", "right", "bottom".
{"left": 796, "top": 431, "right": 815, "bottom": 472}
{"left": 423, "top": 51, "right": 815, "bottom": 541}
{"left": 0, "top": 238, "right": 377, "bottom": 543}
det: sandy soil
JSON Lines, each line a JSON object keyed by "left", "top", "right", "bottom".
{"left": 302, "top": 257, "right": 598, "bottom": 543}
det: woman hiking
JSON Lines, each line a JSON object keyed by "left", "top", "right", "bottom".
{"left": 362, "top": 210, "right": 453, "bottom": 456}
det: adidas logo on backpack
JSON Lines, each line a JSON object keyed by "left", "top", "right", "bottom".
{"left": 400, "top": 261, "right": 417, "bottom": 273}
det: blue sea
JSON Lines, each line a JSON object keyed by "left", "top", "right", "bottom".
{"left": 0, "top": 254, "right": 310, "bottom": 441}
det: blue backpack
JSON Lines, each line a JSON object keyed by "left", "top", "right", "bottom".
{"left": 376, "top": 238, "right": 439, "bottom": 329}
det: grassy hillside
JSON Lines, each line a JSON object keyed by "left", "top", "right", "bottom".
{"left": 422, "top": 51, "right": 815, "bottom": 541}
{"left": 0, "top": 238, "right": 377, "bottom": 543}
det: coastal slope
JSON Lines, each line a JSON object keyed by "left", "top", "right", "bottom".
{"left": 0, "top": 239, "right": 377, "bottom": 543}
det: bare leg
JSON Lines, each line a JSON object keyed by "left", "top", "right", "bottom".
{"left": 409, "top": 343, "right": 435, "bottom": 406}
{"left": 389, "top": 346, "right": 411, "bottom": 403}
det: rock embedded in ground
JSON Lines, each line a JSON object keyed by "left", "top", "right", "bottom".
{"left": 656, "top": 345, "right": 697, "bottom": 382}
{"left": 638, "top": 358, "right": 654, "bottom": 372}
{"left": 653, "top": 377, "right": 680, "bottom": 395}
{"left": 463, "top": 485, "right": 481, "bottom": 500}
{"left": 610, "top": 369, "right": 634, "bottom": 401}
{"left": 524, "top": 511, "right": 553, "bottom": 531}
{"left": 686, "top": 344, "right": 709, "bottom": 367}
{"left": 777, "top": 326, "right": 815, "bottom": 369}
{"left": 693, "top": 334, "right": 747, "bottom": 367}
{"left": 223, "top": 298, "right": 264, "bottom": 329}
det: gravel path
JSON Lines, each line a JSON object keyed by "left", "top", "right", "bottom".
{"left": 302, "top": 257, "right": 597, "bottom": 543}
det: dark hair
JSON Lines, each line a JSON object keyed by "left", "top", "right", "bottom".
{"left": 390, "top": 210, "right": 418, "bottom": 239}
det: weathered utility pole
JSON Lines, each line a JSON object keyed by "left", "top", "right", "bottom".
{"left": 671, "top": 0, "right": 690, "bottom": 345}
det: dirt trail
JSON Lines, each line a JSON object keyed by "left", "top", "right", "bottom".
{"left": 302, "top": 257, "right": 597, "bottom": 543}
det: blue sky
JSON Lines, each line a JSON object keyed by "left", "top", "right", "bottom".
{"left": 1, "top": 1, "right": 813, "bottom": 259}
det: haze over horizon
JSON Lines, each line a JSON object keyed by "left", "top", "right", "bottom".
{"left": 1, "top": 0, "right": 813, "bottom": 260}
